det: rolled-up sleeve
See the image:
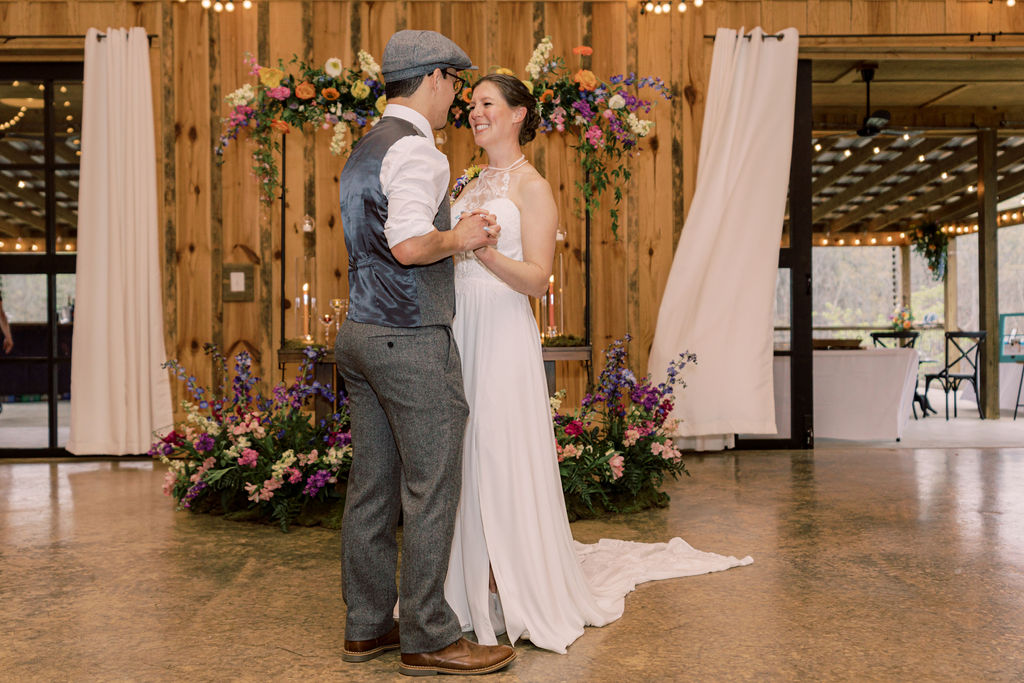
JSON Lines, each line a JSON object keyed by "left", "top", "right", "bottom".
{"left": 380, "top": 135, "right": 450, "bottom": 249}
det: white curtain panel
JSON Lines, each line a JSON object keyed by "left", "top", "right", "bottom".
{"left": 67, "top": 27, "right": 172, "bottom": 455}
{"left": 648, "top": 27, "right": 799, "bottom": 447}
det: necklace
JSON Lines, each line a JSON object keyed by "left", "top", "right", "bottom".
{"left": 484, "top": 155, "right": 527, "bottom": 173}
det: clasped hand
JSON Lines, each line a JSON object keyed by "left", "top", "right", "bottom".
{"left": 455, "top": 209, "right": 500, "bottom": 252}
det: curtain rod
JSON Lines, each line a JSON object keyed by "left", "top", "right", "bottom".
{"left": 0, "top": 34, "right": 158, "bottom": 45}
{"left": 705, "top": 31, "right": 1024, "bottom": 41}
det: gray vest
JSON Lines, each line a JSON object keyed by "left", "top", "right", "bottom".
{"left": 339, "top": 117, "right": 454, "bottom": 328}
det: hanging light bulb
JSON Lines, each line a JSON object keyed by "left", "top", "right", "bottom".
{"left": 941, "top": 171, "right": 948, "bottom": 179}
{"left": 872, "top": 146, "right": 880, "bottom": 154}
{"left": 653, "top": 3, "right": 663, "bottom": 13}
{"left": 820, "top": 238, "right": 828, "bottom": 245}
{"left": 662, "top": 2, "right": 671, "bottom": 11}
{"left": 902, "top": 133, "right": 910, "bottom": 140}
{"left": 694, "top": 0, "right": 703, "bottom": 5}
{"left": 677, "top": 1, "right": 686, "bottom": 11}
{"left": 243, "top": 0, "right": 253, "bottom": 7}
{"left": 814, "top": 143, "right": 821, "bottom": 152}
{"left": 645, "top": 1, "right": 655, "bottom": 11}
{"left": 201, "top": 0, "right": 212, "bottom": 6}
{"left": 1009, "top": 0, "right": 1016, "bottom": 7}
{"left": 214, "top": 1, "right": 224, "bottom": 11}
{"left": 843, "top": 148, "right": 852, "bottom": 157}
{"left": 225, "top": 0, "right": 235, "bottom": 9}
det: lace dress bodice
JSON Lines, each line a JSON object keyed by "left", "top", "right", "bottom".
{"left": 451, "top": 164, "right": 524, "bottom": 289}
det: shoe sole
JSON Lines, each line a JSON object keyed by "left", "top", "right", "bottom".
{"left": 398, "top": 651, "right": 517, "bottom": 676}
{"left": 342, "top": 642, "right": 400, "bottom": 663}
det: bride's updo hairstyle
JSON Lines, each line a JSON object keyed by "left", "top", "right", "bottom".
{"left": 473, "top": 73, "right": 541, "bottom": 146}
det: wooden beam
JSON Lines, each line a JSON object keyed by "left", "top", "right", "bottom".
{"left": 917, "top": 84, "right": 969, "bottom": 109}
{"left": 812, "top": 138, "right": 900, "bottom": 195}
{"left": 945, "top": 237, "right": 958, "bottom": 332}
{"left": 828, "top": 141, "right": 978, "bottom": 233}
{"left": 977, "top": 129, "right": 1000, "bottom": 419}
{"left": 813, "top": 106, "right": 1021, "bottom": 132}
{"left": 915, "top": 168, "right": 1024, "bottom": 226}
{"left": 837, "top": 143, "right": 1024, "bottom": 233}
{"left": 900, "top": 245, "right": 911, "bottom": 309}
{"left": 812, "top": 138, "right": 946, "bottom": 222}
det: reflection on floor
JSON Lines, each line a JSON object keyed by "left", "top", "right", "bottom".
{"left": 2, "top": 450, "right": 1023, "bottom": 681}
{"left": 0, "top": 401, "right": 70, "bottom": 448}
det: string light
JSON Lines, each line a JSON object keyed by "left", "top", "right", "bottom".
{"left": 844, "top": 149, "right": 852, "bottom": 157}
{"left": 872, "top": 146, "right": 880, "bottom": 154}
{"left": 814, "top": 143, "right": 822, "bottom": 152}
{"left": 902, "top": 133, "right": 910, "bottom": 141}
{"left": 641, "top": 0, "right": 702, "bottom": 15}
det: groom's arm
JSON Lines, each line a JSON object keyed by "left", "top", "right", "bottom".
{"left": 382, "top": 136, "right": 497, "bottom": 265}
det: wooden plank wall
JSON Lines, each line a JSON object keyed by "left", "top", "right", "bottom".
{"left": 3, "top": 0, "right": 1024, "bottom": 410}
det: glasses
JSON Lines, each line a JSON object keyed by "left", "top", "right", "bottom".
{"left": 443, "top": 68, "right": 466, "bottom": 93}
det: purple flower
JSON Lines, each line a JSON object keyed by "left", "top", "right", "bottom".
{"left": 302, "top": 469, "right": 332, "bottom": 497}
{"left": 195, "top": 433, "right": 215, "bottom": 453}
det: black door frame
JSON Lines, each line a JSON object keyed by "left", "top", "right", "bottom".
{"left": 735, "top": 58, "right": 814, "bottom": 450}
{"left": 0, "top": 61, "right": 82, "bottom": 457}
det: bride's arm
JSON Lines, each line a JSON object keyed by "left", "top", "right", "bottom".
{"left": 475, "top": 175, "right": 557, "bottom": 299}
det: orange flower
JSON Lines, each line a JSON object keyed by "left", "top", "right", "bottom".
{"left": 461, "top": 87, "right": 473, "bottom": 103}
{"left": 321, "top": 87, "right": 340, "bottom": 101}
{"left": 540, "top": 89, "right": 554, "bottom": 103}
{"left": 295, "top": 81, "right": 316, "bottom": 100}
{"left": 573, "top": 69, "right": 598, "bottom": 91}
{"left": 269, "top": 119, "right": 289, "bottom": 134}
{"left": 572, "top": 45, "right": 594, "bottom": 56}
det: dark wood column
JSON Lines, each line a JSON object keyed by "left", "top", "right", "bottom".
{"left": 977, "top": 129, "right": 1000, "bottom": 419}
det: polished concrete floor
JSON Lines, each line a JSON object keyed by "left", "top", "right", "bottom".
{"left": 2, "top": 448, "right": 1024, "bottom": 682}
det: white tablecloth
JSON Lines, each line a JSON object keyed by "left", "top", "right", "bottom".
{"left": 762, "top": 348, "right": 919, "bottom": 441}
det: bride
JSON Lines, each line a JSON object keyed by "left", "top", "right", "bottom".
{"left": 445, "top": 74, "right": 752, "bottom": 654}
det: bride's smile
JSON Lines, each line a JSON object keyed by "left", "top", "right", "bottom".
{"left": 468, "top": 81, "right": 524, "bottom": 149}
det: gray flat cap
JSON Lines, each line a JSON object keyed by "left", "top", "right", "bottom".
{"left": 382, "top": 30, "right": 477, "bottom": 82}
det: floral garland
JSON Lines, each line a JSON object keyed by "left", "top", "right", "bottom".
{"left": 909, "top": 221, "right": 949, "bottom": 281}
{"left": 449, "top": 38, "right": 671, "bottom": 238}
{"left": 215, "top": 51, "right": 386, "bottom": 204}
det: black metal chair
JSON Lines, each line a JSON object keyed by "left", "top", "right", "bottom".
{"left": 870, "top": 330, "right": 919, "bottom": 348}
{"left": 923, "top": 331, "right": 986, "bottom": 420}
{"left": 870, "top": 330, "right": 934, "bottom": 418}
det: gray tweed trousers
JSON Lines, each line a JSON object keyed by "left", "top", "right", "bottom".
{"left": 335, "top": 319, "right": 468, "bottom": 654}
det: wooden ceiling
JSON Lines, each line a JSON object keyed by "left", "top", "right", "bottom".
{"left": 806, "top": 57, "right": 1024, "bottom": 241}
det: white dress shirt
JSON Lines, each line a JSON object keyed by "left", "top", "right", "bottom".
{"left": 378, "top": 104, "right": 450, "bottom": 249}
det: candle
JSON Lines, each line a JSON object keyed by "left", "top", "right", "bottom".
{"left": 302, "top": 282, "right": 310, "bottom": 341}
{"left": 547, "top": 275, "right": 555, "bottom": 332}
{"left": 558, "top": 253, "right": 564, "bottom": 334}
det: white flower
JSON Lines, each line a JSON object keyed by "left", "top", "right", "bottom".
{"left": 324, "top": 57, "right": 343, "bottom": 78}
{"left": 608, "top": 93, "right": 626, "bottom": 110}
{"left": 329, "top": 122, "right": 350, "bottom": 155}
{"left": 225, "top": 83, "right": 255, "bottom": 107}
{"left": 627, "top": 112, "right": 654, "bottom": 136}
{"left": 358, "top": 50, "right": 381, "bottom": 78}
{"left": 525, "top": 37, "right": 554, "bottom": 80}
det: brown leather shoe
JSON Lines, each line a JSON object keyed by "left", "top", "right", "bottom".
{"left": 342, "top": 621, "right": 400, "bottom": 662}
{"left": 399, "top": 637, "right": 516, "bottom": 676}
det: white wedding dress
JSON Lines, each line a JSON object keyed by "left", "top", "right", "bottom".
{"left": 444, "top": 163, "right": 753, "bottom": 654}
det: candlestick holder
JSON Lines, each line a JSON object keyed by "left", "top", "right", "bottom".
{"left": 294, "top": 255, "right": 317, "bottom": 344}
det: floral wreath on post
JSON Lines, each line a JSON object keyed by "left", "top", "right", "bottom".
{"left": 451, "top": 38, "right": 671, "bottom": 238}
{"left": 909, "top": 221, "right": 949, "bottom": 281}
{"left": 215, "top": 51, "right": 387, "bottom": 204}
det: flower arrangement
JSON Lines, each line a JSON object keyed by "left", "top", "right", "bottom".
{"left": 890, "top": 305, "right": 914, "bottom": 331}
{"left": 909, "top": 221, "right": 949, "bottom": 281}
{"left": 448, "top": 38, "right": 671, "bottom": 238}
{"left": 215, "top": 51, "right": 386, "bottom": 204}
{"left": 552, "top": 335, "right": 695, "bottom": 520}
{"left": 151, "top": 344, "right": 353, "bottom": 532}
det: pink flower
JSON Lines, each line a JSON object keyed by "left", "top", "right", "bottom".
{"left": 287, "top": 467, "right": 303, "bottom": 484}
{"left": 267, "top": 85, "right": 290, "bottom": 100}
{"left": 623, "top": 427, "right": 640, "bottom": 447}
{"left": 162, "top": 470, "right": 178, "bottom": 496}
{"left": 651, "top": 441, "right": 665, "bottom": 456}
{"left": 584, "top": 125, "right": 604, "bottom": 147}
{"left": 565, "top": 420, "right": 584, "bottom": 437}
{"left": 608, "top": 454, "right": 625, "bottom": 480}
{"left": 238, "top": 448, "right": 258, "bottom": 467}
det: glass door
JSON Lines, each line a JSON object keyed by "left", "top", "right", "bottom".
{"left": 0, "top": 62, "right": 82, "bottom": 456}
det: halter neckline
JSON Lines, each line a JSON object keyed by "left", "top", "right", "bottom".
{"left": 484, "top": 155, "right": 527, "bottom": 173}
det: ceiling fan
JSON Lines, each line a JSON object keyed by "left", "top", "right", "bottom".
{"left": 856, "top": 65, "right": 894, "bottom": 137}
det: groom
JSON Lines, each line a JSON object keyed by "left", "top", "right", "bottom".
{"left": 335, "top": 30, "right": 514, "bottom": 676}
